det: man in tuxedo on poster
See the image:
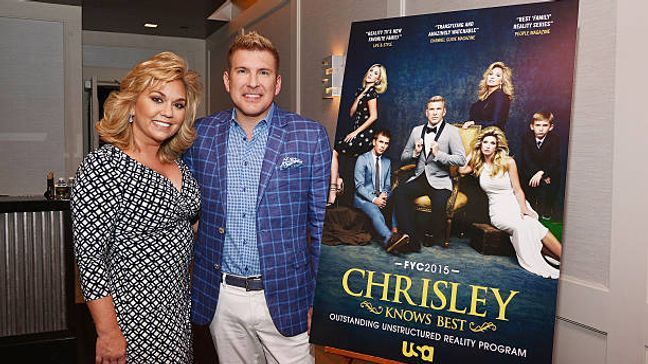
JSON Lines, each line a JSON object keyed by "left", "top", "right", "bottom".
{"left": 394, "top": 96, "right": 466, "bottom": 246}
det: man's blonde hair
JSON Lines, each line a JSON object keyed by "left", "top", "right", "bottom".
{"left": 531, "top": 112, "right": 555, "bottom": 125}
{"left": 227, "top": 31, "right": 280, "bottom": 71}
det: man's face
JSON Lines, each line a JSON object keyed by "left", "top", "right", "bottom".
{"left": 530, "top": 119, "right": 553, "bottom": 139}
{"left": 425, "top": 101, "right": 446, "bottom": 126}
{"left": 224, "top": 49, "right": 281, "bottom": 124}
{"left": 372, "top": 135, "right": 390, "bottom": 156}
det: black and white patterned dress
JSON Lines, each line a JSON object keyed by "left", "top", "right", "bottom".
{"left": 71, "top": 144, "right": 200, "bottom": 363}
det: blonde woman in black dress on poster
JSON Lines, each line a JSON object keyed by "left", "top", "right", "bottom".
{"left": 71, "top": 52, "right": 201, "bottom": 363}
{"left": 329, "top": 64, "right": 388, "bottom": 205}
{"left": 463, "top": 61, "right": 514, "bottom": 131}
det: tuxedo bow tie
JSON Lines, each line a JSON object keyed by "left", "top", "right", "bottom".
{"left": 425, "top": 126, "right": 438, "bottom": 134}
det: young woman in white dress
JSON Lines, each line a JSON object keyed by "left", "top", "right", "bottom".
{"left": 459, "top": 126, "right": 562, "bottom": 278}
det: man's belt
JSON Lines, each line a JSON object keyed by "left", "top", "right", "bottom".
{"left": 224, "top": 274, "right": 264, "bottom": 291}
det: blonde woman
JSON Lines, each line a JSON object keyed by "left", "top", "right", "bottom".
{"left": 71, "top": 52, "right": 202, "bottom": 363}
{"left": 330, "top": 63, "right": 388, "bottom": 205}
{"left": 459, "top": 127, "right": 561, "bottom": 279}
{"left": 463, "top": 61, "right": 514, "bottom": 131}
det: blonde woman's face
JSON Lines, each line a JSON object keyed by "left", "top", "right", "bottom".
{"left": 486, "top": 67, "right": 503, "bottom": 88}
{"left": 480, "top": 135, "right": 498, "bottom": 157}
{"left": 365, "top": 66, "right": 381, "bottom": 84}
{"left": 131, "top": 79, "right": 187, "bottom": 146}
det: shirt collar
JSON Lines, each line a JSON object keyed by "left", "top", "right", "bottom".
{"left": 426, "top": 120, "right": 444, "bottom": 130}
{"left": 230, "top": 103, "right": 276, "bottom": 127}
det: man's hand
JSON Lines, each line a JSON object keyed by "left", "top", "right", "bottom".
{"left": 95, "top": 328, "right": 126, "bottom": 364}
{"left": 543, "top": 176, "right": 551, "bottom": 184}
{"left": 462, "top": 121, "right": 475, "bottom": 129}
{"left": 373, "top": 195, "right": 387, "bottom": 208}
{"left": 307, "top": 307, "right": 313, "bottom": 335}
{"left": 430, "top": 141, "right": 439, "bottom": 157}
{"left": 529, "top": 171, "right": 544, "bottom": 187}
{"left": 413, "top": 138, "right": 423, "bottom": 157}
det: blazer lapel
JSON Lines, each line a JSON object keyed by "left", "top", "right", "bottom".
{"left": 256, "top": 108, "right": 287, "bottom": 207}
{"left": 208, "top": 113, "right": 230, "bottom": 210}
{"left": 424, "top": 121, "right": 445, "bottom": 164}
{"left": 368, "top": 154, "right": 375, "bottom": 183}
{"left": 381, "top": 157, "right": 389, "bottom": 190}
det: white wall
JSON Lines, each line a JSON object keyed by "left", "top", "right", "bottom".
{"left": 82, "top": 31, "right": 208, "bottom": 118}
{"left": 205, "top": 0, "right": 295, "bottom": 114}
{"left": 205, "top": 0, "right": 648, "bottom": 362}
{"left": 0, "top": 1, "right": 211, "bottom": 195}
{"left": 0, "top": 0, "right": 82, "bottom": 194}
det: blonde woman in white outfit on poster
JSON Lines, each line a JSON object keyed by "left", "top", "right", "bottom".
{"left": 459, "top": 126, "right": 562, "bottom": 278}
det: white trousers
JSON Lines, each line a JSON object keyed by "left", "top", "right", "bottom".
{"left": 208, "top": 281, "right": 314, "bottom": 364}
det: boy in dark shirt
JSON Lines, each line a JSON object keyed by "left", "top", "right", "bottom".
{"left": 520, "top": 112, "right": 561, "bottom": 219}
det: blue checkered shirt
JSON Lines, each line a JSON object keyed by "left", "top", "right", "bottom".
{"left": 222, "top": 105, "right": 274, "bottom": 277}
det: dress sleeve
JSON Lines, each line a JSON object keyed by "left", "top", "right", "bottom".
{"left": 490, "top": 91, "right": 510, "bottom": 127}
{"left": 70, "top": 151, "right": 121, "bottom": 301}
{"left": 353, "top": 87, "right": 363, "bottom": 99}
{"left": 367, "top": 86, "right": 379, "bottom": 100}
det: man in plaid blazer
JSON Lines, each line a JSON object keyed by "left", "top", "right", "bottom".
{"left": 184, "top": 31, "right": 330, "bottom": 363}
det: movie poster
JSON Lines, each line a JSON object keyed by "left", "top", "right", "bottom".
{"left": 310, "top": 1, "right": 578, "bottom": 363}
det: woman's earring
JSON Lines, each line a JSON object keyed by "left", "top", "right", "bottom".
{"left": 128, "top": 115, "right": 134, "bottom": 123}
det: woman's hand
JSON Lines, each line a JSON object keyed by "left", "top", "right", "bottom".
{"left": 462, "top": 121, "right": 475, "bottom": 129}
{"left": 95, "top": 328, "right": 126, "bottom": 364}
{"left": 353, "top": 87, "right": 369, "bottom": 102}
{"left": 529, "top": 171, "right": 544, "bottom": 187}
{"left": 344, "top": 131, "right": 359, "bottom": 143}
{"left": 520, "top": 206, "right": 531, "bottom": 219}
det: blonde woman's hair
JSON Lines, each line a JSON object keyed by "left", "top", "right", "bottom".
{"left": 362, "top": 64, "right": 388, "bottom": 94}
{"left": 478, "top": 61, "right": 514, "bottom": 101}
{"left": 467, "top": 126, "right": 510, "bottom": 177}
{"left": 96, "top": 51, "right": 202, "bottom": 162}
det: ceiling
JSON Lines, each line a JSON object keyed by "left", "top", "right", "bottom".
{"left": 32, "top": 0, "right": 230, "bottom": 39}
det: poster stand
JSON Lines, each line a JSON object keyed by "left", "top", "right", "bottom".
{"left": 324, "top": 346, "right": 403, "bottom": 364}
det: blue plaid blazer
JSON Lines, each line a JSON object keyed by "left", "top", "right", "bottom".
{"left": 184, "top": 106, "right": 331, "bottom": 336}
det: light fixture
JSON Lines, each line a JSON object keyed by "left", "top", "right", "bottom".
{"left": 322, "top": 55, "right": 345, "bottom": 99}
{"left": 144, "top": 23, "right": 158, "bottom": 28}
